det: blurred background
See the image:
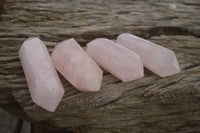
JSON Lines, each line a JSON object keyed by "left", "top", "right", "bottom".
{"left": 0, "top": 108, "right": 30, "bottom": 133}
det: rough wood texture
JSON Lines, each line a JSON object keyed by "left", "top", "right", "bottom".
{"left": 0, "top": 0, "right": 200, "bottom": 133}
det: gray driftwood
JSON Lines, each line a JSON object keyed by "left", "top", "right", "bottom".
{"left": 0, "top": 0, "right": 200, "bottom": 133}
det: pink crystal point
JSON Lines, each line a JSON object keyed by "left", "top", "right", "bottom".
{"left": 51, "top": 38, "right": 103, "bottom": 92}
{"left": 86, "top": 38, "right": 144, "bottom": 82}
{"left": 19, "top": 38, "right": 64, "bottom": 112}
{"left": 117, "top": 33, "right": 180, "bottom": 77}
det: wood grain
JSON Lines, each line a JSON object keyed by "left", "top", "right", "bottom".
{"left": 0, "top": 0, "right": 200, "bottom": 132}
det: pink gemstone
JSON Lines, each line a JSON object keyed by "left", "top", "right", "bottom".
{"left": 86, "top": 38, "right": 144, "bottom": 82}
{"left": 117, "top": 33, "right": 180, "bottom": 77}
{"left": 51, "top": 38, "right": 103, "bottom": 92}
{"left": 19, "top": 38, "right": 64, "bottom": 112}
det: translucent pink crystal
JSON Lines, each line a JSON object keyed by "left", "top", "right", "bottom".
{"left": 86, "top": 38, "right": 144, "bottom": 82}
{"left": 117, "top": 33, "right": 180, "bottom": 77}
{"left": 51, "top": 38, "right": 103, "bottom": 92}
{"left": 19, "top": 38, "right": 64, "bottom": 112}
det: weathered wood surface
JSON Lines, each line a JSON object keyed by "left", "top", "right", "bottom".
{"left": 0, "top": 0, "right": 200, "bottom": 132}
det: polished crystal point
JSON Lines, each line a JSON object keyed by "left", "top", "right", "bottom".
{"left": 117, "top": 33, "right": 180, "bottom": 77}
{"left": 86, "top": 38, "right": 144, "bottom": 82}
{"left": 19, "top": 37, "right": 64, "bottom": 112}
{"left": 51, "top": 38, "right": 103, "bottom": 92}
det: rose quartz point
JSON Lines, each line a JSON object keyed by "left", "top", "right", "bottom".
{"left": 117, "top": 33, "right": 180, "bottom": 77}
{"left": 86, "top": 38, "right": 144, "bottom": 82}
{"left": 19, "top": 37, "right": 64, "bottom": 112}
{"left": 51, "top": 38, "right": 103, "bottom": 92}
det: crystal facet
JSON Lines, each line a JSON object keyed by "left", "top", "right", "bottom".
{"left": 51, "top": 38, "right": 103, "bottom": 92}
{"left": 117, "top": 33, "right": 180, "bottom": 77}
{"left": 86, "top": 38, "right": 144, "bottom": 82}
{"left": 19, "top": 38, "right": 64, "bottom": 112}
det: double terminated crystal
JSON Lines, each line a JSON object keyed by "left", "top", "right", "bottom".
{"left": 19, "top": 33, "right": 180, "bottom": 112}
{"left": 86, "top": 38, "right": 144, "bottom": 82}
{"left": 52, "top": 38, "right": 103, "bottom": 91}
{"left": 19, "top": 38, "right": 64, "bottom": 112}
{"left": 19, "top": 38, "right": 103, "bottom": 112}
{"left": 117, "top": 33, "right": 180, "bottom": 77}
